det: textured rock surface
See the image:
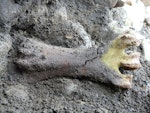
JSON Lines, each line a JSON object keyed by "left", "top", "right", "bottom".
{"left": 114, "top": 0, "right": 145, "bottom": 31}
{"left": 142, "top": 39, "right": 150, "bottom": 61}
{"left": 0, "top": 33, "right": 12, "bottom": 74}
{"left": 0, "top": 0, "right": 150, "bottom": 113}
{"left": 141, "top": 0, "right": 150, "bottom": 6}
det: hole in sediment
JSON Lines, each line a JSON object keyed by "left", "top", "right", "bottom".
{"left": 25, "top": 10, "right": 29, "bottom": 14}
{"left": 119, "top": 67, "right": 131, "bottom": 75}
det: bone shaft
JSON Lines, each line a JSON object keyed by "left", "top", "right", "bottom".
{"left": 20, "top": 46, "right": 114, "bottom": 83}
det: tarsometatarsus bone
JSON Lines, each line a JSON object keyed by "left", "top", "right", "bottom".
{"left": 16, "top": 31, "right": 142, "bottom": 89}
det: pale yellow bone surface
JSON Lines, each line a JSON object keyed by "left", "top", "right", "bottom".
{"left": 101, "top": 31, "right": 141, "bottom": 88}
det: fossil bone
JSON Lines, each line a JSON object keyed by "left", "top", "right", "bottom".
{"left": 101, "top": 31, "right": 141, "bottom": 88}
{"left": 16, "top": 31, "right": 141, "bottom": 89}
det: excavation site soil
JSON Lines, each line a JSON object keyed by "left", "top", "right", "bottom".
{"left": 0, "top": 0, "right": 150, "bottom": 113}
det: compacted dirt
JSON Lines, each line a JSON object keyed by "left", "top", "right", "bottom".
{"left": 0, "top": 0, "right": 150, "bottom": 113}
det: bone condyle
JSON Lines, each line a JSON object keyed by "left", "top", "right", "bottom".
{"left": 101, "top": 31, "right": 142, "bottom": 88}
